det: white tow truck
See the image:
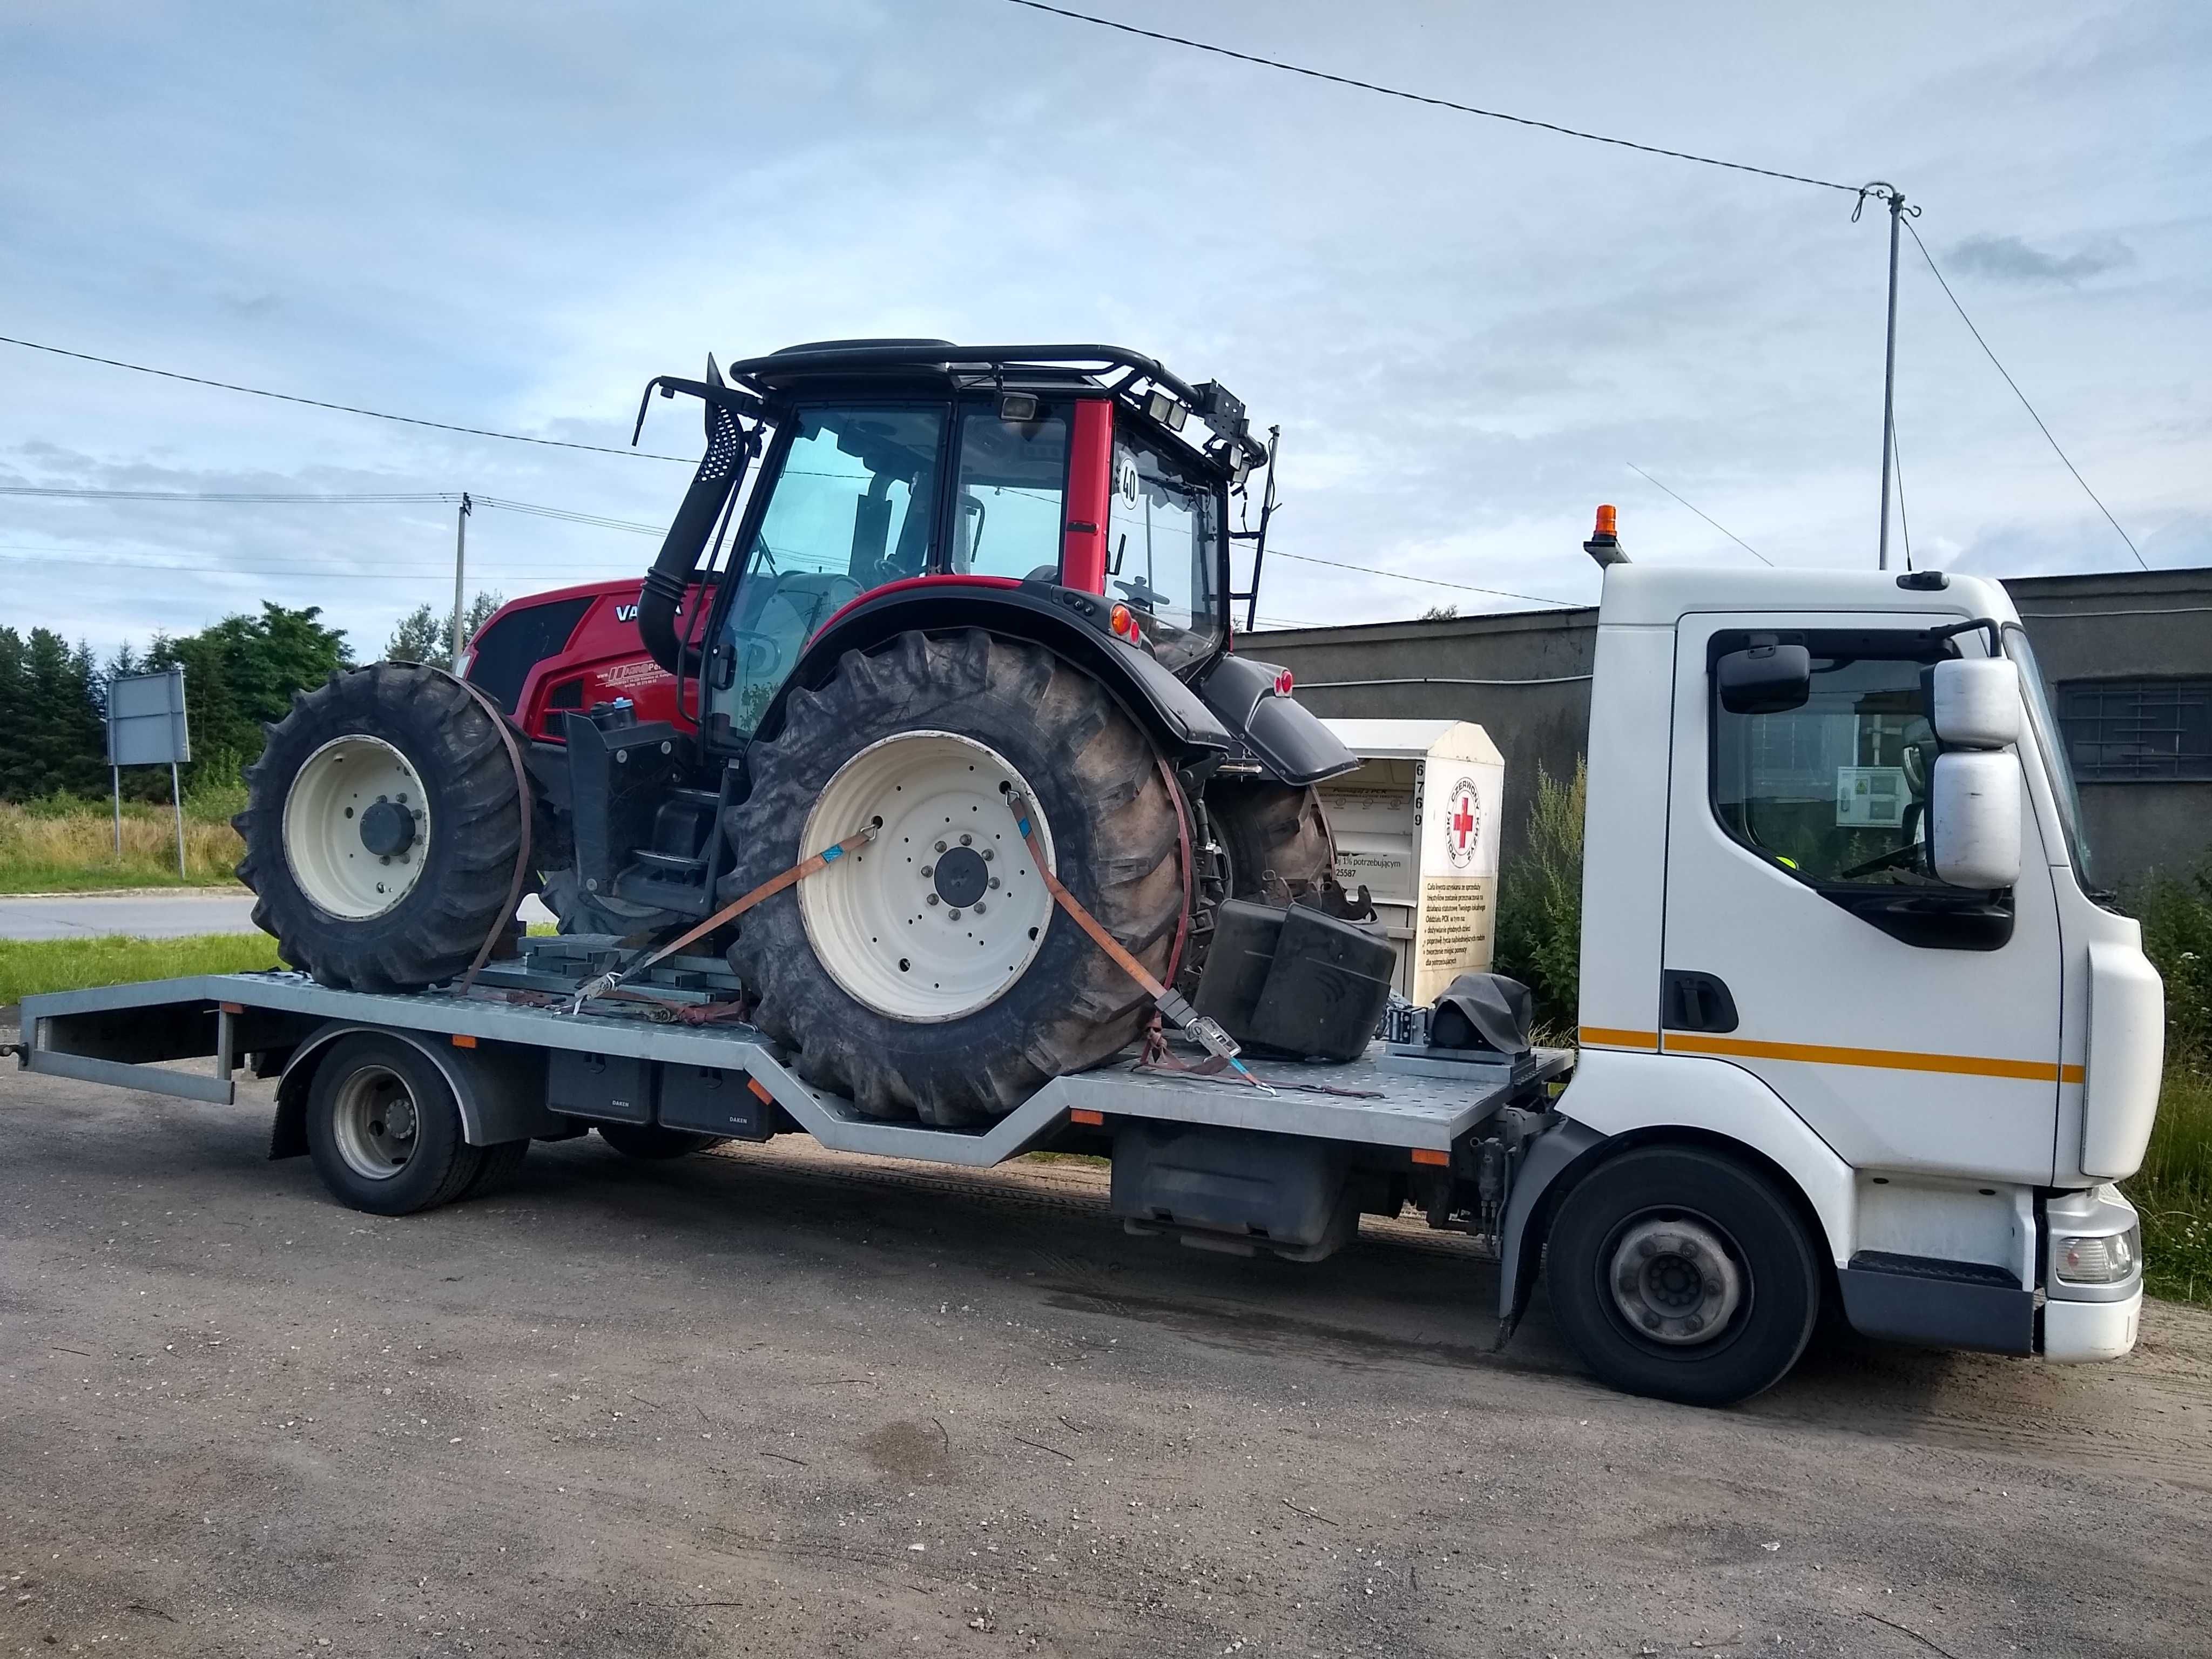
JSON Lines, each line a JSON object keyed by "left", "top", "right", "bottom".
{"left": 10, "top": 555, "right": 2162, "bottom": 1406}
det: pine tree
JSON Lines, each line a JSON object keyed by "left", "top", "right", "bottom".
{"left": 0, "top": 628, "right": 28, "bottom": 800}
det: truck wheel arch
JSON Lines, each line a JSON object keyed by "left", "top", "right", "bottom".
{"left": 271, "top": 1022, "right": 555, "bottom": 1159}
{"left": 1500, "top": 1050, "right": 1856, "bottom": 1335}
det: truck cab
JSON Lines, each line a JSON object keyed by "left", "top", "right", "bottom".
{"left": 1519, "top": 560, "right": 2160, "bottom": 1399}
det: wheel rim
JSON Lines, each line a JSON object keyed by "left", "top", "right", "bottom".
{"left": 330, "top": 1064, "right": 420, "bottom": 1179}
{"left": 798, "top": 730, "right": 1057, "bottom": 1022}
{"left": 282, "top": 734, "right": 431, "bottom": 919}
{"left": 1604, "top": 1212, "right": 1746, "bottom": 1346}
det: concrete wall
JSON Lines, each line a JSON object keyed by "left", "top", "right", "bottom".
{"left": 1247, "top": 565, "right": 2212, "bottom": 889}
{"left": 2004, "top": 567, "right": 2212, "bottom": 886}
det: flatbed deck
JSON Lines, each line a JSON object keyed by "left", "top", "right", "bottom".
{"left": 14, "top": 970, "right": 1566, "bottom": 1168}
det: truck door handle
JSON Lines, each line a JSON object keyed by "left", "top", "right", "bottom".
{"left": 1661, "top": 970, "right": 1739, "bottom": 1034}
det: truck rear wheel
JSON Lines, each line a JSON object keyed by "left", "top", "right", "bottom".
{"left": 1546, "top": 1145, "right": 1819, "bottom": 1407}
{"left": 235, "top": 662, "right": 532, "bottom": 992}
{"left": 304, "top": 1032, "right": 485, "bottom": 1216}
{"left": 723, "top": 630, "right": 1184, "bottom": 1127}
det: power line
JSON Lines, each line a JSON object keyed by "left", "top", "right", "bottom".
{"left": 0, "top": 482, "right": 665, "bottom": 535}
{"left": 997, "top": 1, "right": 1862, "bottom": 194}
{"left": 1900, "top": 219, "right": 2147, "bottom": 571}
{"left": 0, "top": 334, "right": 697, "bottom": 464}
{"left": 1624, "top": 463, "right": 1772, "bottom": 565}
{"left": 1265, "top": 547, "right": 1578, "bottom": 609}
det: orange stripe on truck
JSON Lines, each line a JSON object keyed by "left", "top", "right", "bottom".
{"left": 1578, "top": 1027, "right": 1660, "bottom": 1051}
{"left": 1664, "top": 1030, "right": 2082, "bottom": 1084}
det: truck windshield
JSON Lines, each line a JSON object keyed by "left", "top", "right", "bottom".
{"left": 2005, "top": 624, "right": 2099, "bottom": 892}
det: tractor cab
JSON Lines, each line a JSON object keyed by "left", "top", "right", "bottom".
{"left": 663, "top": 342, "right": 1267, "bottom": 748}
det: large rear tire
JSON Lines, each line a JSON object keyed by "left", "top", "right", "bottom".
{"left": 1208, "top": 780, "right": 1335, "bottom": 901}
{"left": 723, "top": 630, "right": 1185, "bottom": 1127}
{"left": 234, "top": 663, "right": 531, "bottom": 992}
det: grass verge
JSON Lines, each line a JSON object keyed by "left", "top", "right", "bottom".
{"left": 0, "top": 802, "right": 244, "bottom": 892}
{"left": 2132, "top": 1073, "right": 2212, "bottom": 1307}
{"left": 0, "top": 933, "right": 281, "bottom": 1007}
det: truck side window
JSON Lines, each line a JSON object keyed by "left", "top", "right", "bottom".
{"left": 1711, "top": 643, "right": 1947, "bottom": 889}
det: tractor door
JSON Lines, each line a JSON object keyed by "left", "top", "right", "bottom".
{"left": 703, "top": 404, "right": 948, "bottom": 738}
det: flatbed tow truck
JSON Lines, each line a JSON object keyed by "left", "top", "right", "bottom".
{"left": 8, "top": 550, "right": 2164, "bottom": 1408}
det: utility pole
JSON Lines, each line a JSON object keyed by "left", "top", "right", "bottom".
{"left": 1867, "top": 184, "right": 1907, "bottom": 571}
{"left": 450, "top": 491, "right": 474, "bottom": 667}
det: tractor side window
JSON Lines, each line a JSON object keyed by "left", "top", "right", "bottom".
{"left": 1107, "top": 433, "right": 1223, "bottom": 673}
{"left": 713, "top": 405, "right": 945, "bottom": 735}
{"left": 952, "top": 402, "right": 1070, "bottom": 580}
{"left": 1711, "top": 644, "right": 1947, "bottom": 888}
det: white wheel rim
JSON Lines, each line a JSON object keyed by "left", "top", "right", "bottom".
{"left": 798, "top": 730, "right": 1057, "bottom": 1022}
{"left": 282, "top": 734, "right": 431, "bottom": 919}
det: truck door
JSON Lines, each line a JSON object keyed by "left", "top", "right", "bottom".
{"left": 1661, "top": 615, "right": 2063, "bottom": 1184}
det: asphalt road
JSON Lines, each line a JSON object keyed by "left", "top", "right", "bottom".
{"left": 3, "top": 1063, "right": 2209, "bottom": 1658}
{"left": 0, "top": 891, "right": 557, "bottom": 940}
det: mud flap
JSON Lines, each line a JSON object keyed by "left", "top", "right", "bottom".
{"left": 1493, "top": 1117, "right": 1607, "bottom": 1348}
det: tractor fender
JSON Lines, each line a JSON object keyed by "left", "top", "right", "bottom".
{"left": 1192, "top": 653, "right": 1359, "bottom": 786}
{"left": 766, "top": 579, "right": 1235, "bottom": 764}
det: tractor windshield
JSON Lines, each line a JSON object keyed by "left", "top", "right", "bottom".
{"left": 709, "top": 404, "right": 946, "bottom": 734}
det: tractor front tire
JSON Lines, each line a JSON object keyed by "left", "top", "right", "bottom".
{"left": 722, "top": 630, "right": 1185, "bottom": 1127}
{"left": 235, "top": 662, "right": 532, "bottom": 993}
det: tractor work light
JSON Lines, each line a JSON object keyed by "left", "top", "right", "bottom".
{"left": 997, "top": 392, "right": 1040, "bottom": 423}
{"left": 2054, "top": 1225, "right": 2140, "bottom": 1285}
{"left": 1143, "top": 389, "right": 1188, "bottom": 432}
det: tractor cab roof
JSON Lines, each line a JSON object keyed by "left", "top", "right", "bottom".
{"left": 720, "top": 339, "right": 1265, "bottom": 476}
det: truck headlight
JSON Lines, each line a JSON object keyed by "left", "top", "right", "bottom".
{"left": 2055, "top": 1225, "right": 2139, "bottom": 1285}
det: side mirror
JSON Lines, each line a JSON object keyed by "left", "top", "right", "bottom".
{"left": 1717, "top": 640, "right": 1811, "bottom": 714}
{"left": 1928, "top": 750, "right": 2021, "bottom": 888}
{"left": 1927, "top": 658, "right": 2020, "bottom": 748}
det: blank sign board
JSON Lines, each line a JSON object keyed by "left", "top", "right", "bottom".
{"left": 107, "top": 668, "right": 192, "bottom": 767}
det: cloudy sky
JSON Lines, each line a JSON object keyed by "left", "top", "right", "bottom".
{"left": 3, "top": 0, "right": 2204, "bottom": 659}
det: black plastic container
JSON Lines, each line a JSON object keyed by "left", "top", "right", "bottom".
{"left": 1193, "top": 899, "right": 1395, "bottom": 1063}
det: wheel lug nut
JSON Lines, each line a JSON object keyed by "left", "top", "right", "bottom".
{"left": 982, "top": 848, "right": 994, "bottom": 862}
{"left": 988, "top": 876, "right": 1000, "bottom": 890}
{"left": 921, "top": 864, "right": 935, "bottom": 877}
{"left": 947, "top": 908, "right": 962, "bottom": 920}
{"left": 935, "top": 841, "right": 947, "bottom": 853}
{"left": 927, "top": 894, "right": 940, "bottom": 906}
{"left": 973, "top": 902, "right": 986, "bottom": 915}
{"left": 959, "top": 833, "right": 972, "bottom": 846}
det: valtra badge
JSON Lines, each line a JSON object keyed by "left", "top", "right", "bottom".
{"left": 1442, "top": 776, "right": 1482, "bottom": 870}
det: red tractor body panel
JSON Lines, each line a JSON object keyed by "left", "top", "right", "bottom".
{"left": 463, "top": 578, "right": 700, "bottom": 740}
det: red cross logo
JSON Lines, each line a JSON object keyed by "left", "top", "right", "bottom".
{"left": 1442, "top": 778, "right": 1481, "bottom": 869}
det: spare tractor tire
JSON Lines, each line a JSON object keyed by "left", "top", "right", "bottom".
{"left": 723, "top": 629, "right": 1185, "bottom": 1127}
{"left": 1208, "top": 779, "right": 1336, "bottom": 901}
{"left": 234, "top": 662, "right": 532, "bottom": 992}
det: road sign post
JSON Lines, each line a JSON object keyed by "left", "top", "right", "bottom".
{"left": 106, "top": 668, "right": 193, "bottom": 879}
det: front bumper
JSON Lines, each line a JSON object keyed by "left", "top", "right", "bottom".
{"left": 2040, "top": 1183, "right": 2143, "bottom": 1364}
{"left": 2043, "top": 1291, "right": 2142, "bottom": 1363}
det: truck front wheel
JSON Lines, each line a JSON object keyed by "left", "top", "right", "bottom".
{"left": 304, "top": 1033, "right": 486, "bottom": 1216}
{"left": 1546, "top": 1145, "right": 1819, "bottom": 1407}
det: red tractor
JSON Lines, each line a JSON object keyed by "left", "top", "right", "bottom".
{"left": 237, "top": 341, "right": 1357, "bottom": 1124}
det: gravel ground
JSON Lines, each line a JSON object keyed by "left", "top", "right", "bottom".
{"left": 3, "top": 1064, "right": 2209, "bottom": 1658}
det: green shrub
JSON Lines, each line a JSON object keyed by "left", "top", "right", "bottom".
{"left": 1492, "top": 760, "right": 1585, "bottom": 1030}
{"left": 2132, "top": 851, "right": 2211, "bottom": 1077}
